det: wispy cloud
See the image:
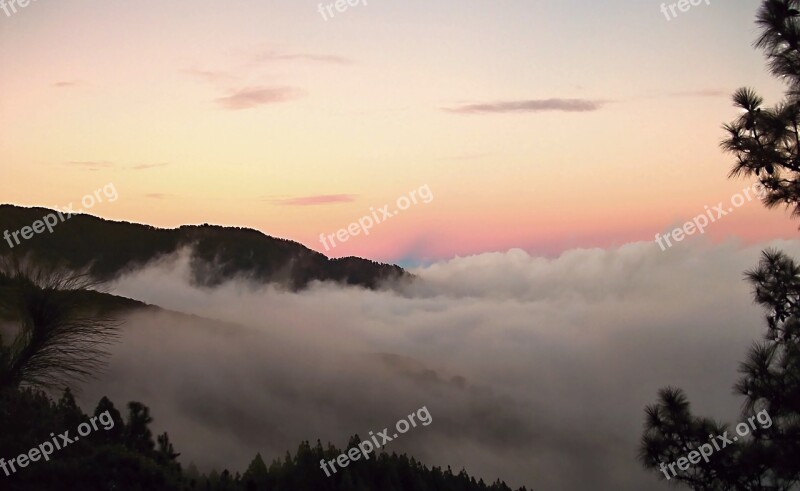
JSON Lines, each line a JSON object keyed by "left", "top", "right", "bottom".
{"left": 441, "top": 152, "right": 491, "bottom": 161}
{"left": 255, "top": 51, "right": 353, "bottom": 65}
{"left": 667, "top": 89, "right": 728, "bottom": 98}
{"left": 131, "top": 163, "right": 170, "bottom": 171}
{"left": 215, "top": 86, "right": 305, "bottom": 110}
{"left": 269, "top": 194, "right": 357, "bottom": 206}
{"left": 52, "top": 80, "right": 87, "bottom": 89}
{"left": 444, "top": 98, "right": 607, "bottom": 114}
{"left": 145, "top": 193, "right": 171, "bottom": 199}
{"left": 183, "top": 68, "right": 237, "bottom": 86}
{"left": 61, "top": 161, "right": 172, "bottom": 172}
{"left": 186, "top": 50, "right": 344, "bottom": 109}
{"left": 63, "top": 161, "right": 114, "bottom": 171}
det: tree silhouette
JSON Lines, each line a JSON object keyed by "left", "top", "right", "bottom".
{"left": 125, "top": 401, "right": 156, "bottom": 455}
{"left": 721, "top": 0, "right": 800, "bottom": 216}
{"left": 95, "top": 395, "right": 125, "bottom": 443}
{"left": 639, "top": 251, "right": 800, "bottom": 487}
{"left": 0, "top": 256, "right": 120, "bottom": 390}
{"left": 641, "top": 0, "right": 800, "bottom": 488}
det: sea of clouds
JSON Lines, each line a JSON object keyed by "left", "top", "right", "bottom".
{"left": 75, "top": 238, "right": 800, "bottom": 491}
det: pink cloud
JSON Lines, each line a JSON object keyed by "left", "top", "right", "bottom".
{"left": 270, "top": 194, "right": 357, "bottom": 206}
{"left": 215, "top": 87, "right": 304, "bottom": 110}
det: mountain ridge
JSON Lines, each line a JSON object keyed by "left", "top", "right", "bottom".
{"left": 0, "top": 204, "right": 409, "bottom": 290}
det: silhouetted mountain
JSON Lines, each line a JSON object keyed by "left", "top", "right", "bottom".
{"left": 0, "top": 205, "right": 408, "bottom": 290}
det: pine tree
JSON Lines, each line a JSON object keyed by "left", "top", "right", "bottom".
{"left": 125, "top": 401, "right": 155, "bottom": 455}
{"left": 640, "top": 1, "right": 800, "bottom": 488}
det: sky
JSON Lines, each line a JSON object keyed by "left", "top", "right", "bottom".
{"left": 1, "top": 0, "right": 797, "bottom": 264}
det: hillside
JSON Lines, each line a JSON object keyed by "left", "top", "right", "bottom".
{"left": 0, "top": 205, "right": 408, "bottom": 290}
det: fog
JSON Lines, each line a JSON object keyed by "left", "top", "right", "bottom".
{"left": 75, "top": 238, "right": 800, "bottom": 491}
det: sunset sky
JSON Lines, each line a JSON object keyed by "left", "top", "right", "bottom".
{"left": 1, "top": 0, "right": 796, "bottom": 264}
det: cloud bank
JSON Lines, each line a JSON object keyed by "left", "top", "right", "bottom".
{"left": 76, "top": 239, "right": 800, "bottom": 491}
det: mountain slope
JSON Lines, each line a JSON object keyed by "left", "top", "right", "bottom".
{"left": 0, "top": 205, "right": 408, "bottom": 290}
